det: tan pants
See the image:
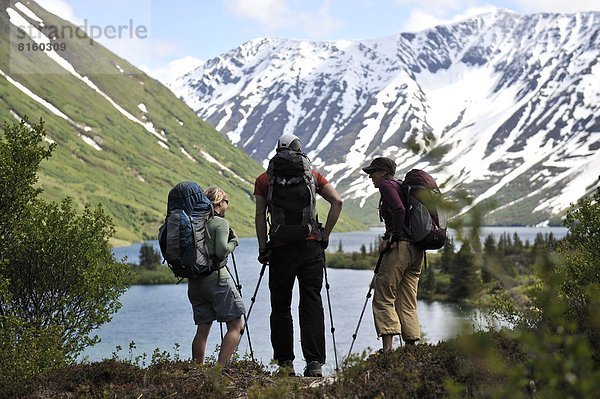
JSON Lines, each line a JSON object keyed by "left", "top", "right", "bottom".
{"left": 372, "top": 241, "right": 423, "bottom": 341}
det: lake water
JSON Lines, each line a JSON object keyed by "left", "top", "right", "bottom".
{"left": 89, "top": 227, "right": 567, "bottom": 375}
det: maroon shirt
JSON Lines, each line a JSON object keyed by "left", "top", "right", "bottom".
{"left": 378, "top": 179, "right": 407, "bottom": 240}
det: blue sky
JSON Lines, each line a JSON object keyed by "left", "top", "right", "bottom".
{"left": 36, "top": 0, "right": 598, "bottom": 81}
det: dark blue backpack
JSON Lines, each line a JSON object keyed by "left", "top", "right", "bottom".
{"left": 158, "top": 182, "right": 222, "bottom": 280}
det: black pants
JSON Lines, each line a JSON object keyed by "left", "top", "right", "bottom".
{"left": 268, "top": 240, "right": 325, "bottom": 364}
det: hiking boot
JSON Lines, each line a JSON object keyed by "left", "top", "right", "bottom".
{"left": 277, "top": 360, "right": 295, "bottom": 377}
{"left": 303, "top": 361, "right": 323, "bottom": 377}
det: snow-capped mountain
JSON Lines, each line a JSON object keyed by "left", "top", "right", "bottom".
{"left": 172, "top": 9, "right": 600, "bottom": 226}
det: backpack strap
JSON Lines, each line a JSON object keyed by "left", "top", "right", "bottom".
{"left": 305, "top": 170, "right": 320, "bottom": 238}
{"left": 393, "top": 180, "right": 413, "bottom": 238}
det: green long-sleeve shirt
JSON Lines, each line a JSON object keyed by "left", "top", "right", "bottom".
{"left": 206, "top": 214, "right": 238, "bottom": 261}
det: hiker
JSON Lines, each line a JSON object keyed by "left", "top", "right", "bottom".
{"left": 362, "top": 157, "right": 424, "bottom": 351}
{"left": 188, "top": 186, "right": 246, "bottom": 366}
{"left": 254, "top": 133, "right": 343, "bottom": 377}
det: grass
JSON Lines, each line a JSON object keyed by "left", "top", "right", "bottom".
{"left": 130, "top": 265, "right": 178, "bottom": 285}
{"left": 10, "top": 330, "right": 532, "bottom": 398}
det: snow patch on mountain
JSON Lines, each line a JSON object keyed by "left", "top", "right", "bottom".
{"left": 7, "top": 3, "right": 169, "bottom": 146}
{"left": 173, "top": 10, "right": 600, "bottom": 224}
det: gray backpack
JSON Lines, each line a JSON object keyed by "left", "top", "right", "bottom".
{"left": 266, "top": 149, "right": 319, "bottom": 242}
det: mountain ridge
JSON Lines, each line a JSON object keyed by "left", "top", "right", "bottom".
{"left": 172, "top": 9, "right": 600, "bottom": 226}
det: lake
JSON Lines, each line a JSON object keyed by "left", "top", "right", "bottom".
{"left": 89, "top": 227, "right": 567, "bottom": 375}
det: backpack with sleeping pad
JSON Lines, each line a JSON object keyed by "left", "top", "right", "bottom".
{"left": 397, "top": 169, "right": 448, "bottom": 250}
{"left": 267, "top": 149, "right": 319, "bottom": 242}
{"left": 158, "top": 182, "right": 225, "bottom": 280}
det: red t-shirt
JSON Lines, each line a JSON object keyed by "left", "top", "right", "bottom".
{"left": 254, "top": 170, "right": 329, "bottom": 244}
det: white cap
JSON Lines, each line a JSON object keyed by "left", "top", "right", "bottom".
{"left": 277, "top": 133, "right": 301, "bottom": 150}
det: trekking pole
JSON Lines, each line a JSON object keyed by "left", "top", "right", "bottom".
{"left": 246, "top": 262, "right": 267, "bottom": 323}
{"left": 322, "top": 262, "right": 340, "bottom": 372}
{"left": 231, "top": 252, "right": 242, "bottom": 293}
{"left": 346, "top": 244, "right": 389, "bottom": 360}
{"left": 228, "top": 253, "right": 255, "bottom": 361}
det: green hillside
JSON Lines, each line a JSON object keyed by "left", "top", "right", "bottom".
{"left": 0, "top": 1, "right": 363, "bottom": 245}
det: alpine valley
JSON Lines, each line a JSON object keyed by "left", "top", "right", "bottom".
{"left": 0, "top": 0, "right": 364, "bottom": 244}
{"left": 171, "top": 9, "right": 600, "bottom": 227}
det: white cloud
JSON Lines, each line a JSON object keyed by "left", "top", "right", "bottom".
{"left": 225, "top": 0, "right": 342, "bottom": 38}
{"left": 302, "top": 0, "right": 343, "bottom": 38}
{"left": 402, "top": 5, "right": 499, "bottom": 32}
{"left": 143, "top": 56, "right": 204, "bottom": 85}
{"left": 513, "top": 0, "right": 599, "bottom": 13}
{"left": 395, "top": 0, "right": 467, "bottom": 9}
{"left": 226, "top": 0, "right": 290, "bottom": 30}
{"left": 35, "top": 0, "right": 82, "bottom": 24}
{"left": 402, "top": 10, "right": 450, "bottom": 32}
{"left": 99, "top": 36, "right": 152, "bottom": 67}
{"left": 152, "top": 39, "right": 181, "bottom": 58}
{"left": 399, "top": 0, "right": 598, "bottom": 33}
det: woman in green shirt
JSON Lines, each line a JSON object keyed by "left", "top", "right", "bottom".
{"left": 188, "top": 186, "right": 245, "bottom": 366}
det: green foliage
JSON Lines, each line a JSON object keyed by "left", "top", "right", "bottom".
{"left": 139, "top": 241, "right": 162, "bottom": 269}
{"left": 326, "top": 251, "right": 377, "bottom": 270}
{"left": 486, "top": 185, "right": 600, "bottom": 397}
{"left": 0, "top": 118, "right": 54, "bottom": 240}
{"left": 0, "top": 276, "right": 66, "bottom": 397}
{"left": 0, "top": 316, "right": 66, "bottom": 396}
{"left": 449, "top": 241, "right": 480, "bottom": 302}
{"left": 1, "top": 196, "right": 133, "bottom": 358}
{"left": 0, "top": 119, "right": 132, "bottom": 395}
{"left": 420, "top": 262, "right": 436, "bottom": 297}
{"left": 440, "top": 237, "right": 454, "bottom": 273}
{"left": 131, "top": 264, "right": 178, "bottom": 285}
{"left": 554, "top": 186, "right": 600, "bottom": 354}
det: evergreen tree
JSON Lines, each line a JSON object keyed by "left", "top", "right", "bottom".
{"left": 532, "top": 232, "right": 546, "bottom": 258}
{"left": 337, "top": 240, "right": 343, "bottom": 253}
{"left": 139, "top": 242, "right": 162, "bottom": 269}
{"left": 497, "top": 234, "right": 506, "bottom": 255}
{"left": 360, "top": 244, "right": 367, "bottom": 257}
{"left": 483, "top": 234, "right": 497, "bottom": 254}
{"left": 419, "top": 264, "right": 436, "bottom": 299}
{"left": 482, "top": 234, "right": 497, "bottom": 283}
{"left": 440, "top": 236, "right": 454, "bottom": 273}
{"left": 513, "top": 232, "right": 523, "bottom": 251}
{"left": 449, "top": 240, "right": 479, "bottom": 302}
{"left": 505, "top": 233, "right": 513, "bottom": 254}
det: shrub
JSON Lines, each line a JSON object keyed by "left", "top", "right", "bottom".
{"left": 0, "top": 118, "right": 132, "bottom": 394}
{"left": 555, "top": 185, "right": 600, "bottom": 355}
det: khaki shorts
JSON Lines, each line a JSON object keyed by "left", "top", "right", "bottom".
{"left": 372, "top": 241, "right": 423, "bottom": 340}
{"left": 187, "top": 268, "right": 246, "bottom": 325}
